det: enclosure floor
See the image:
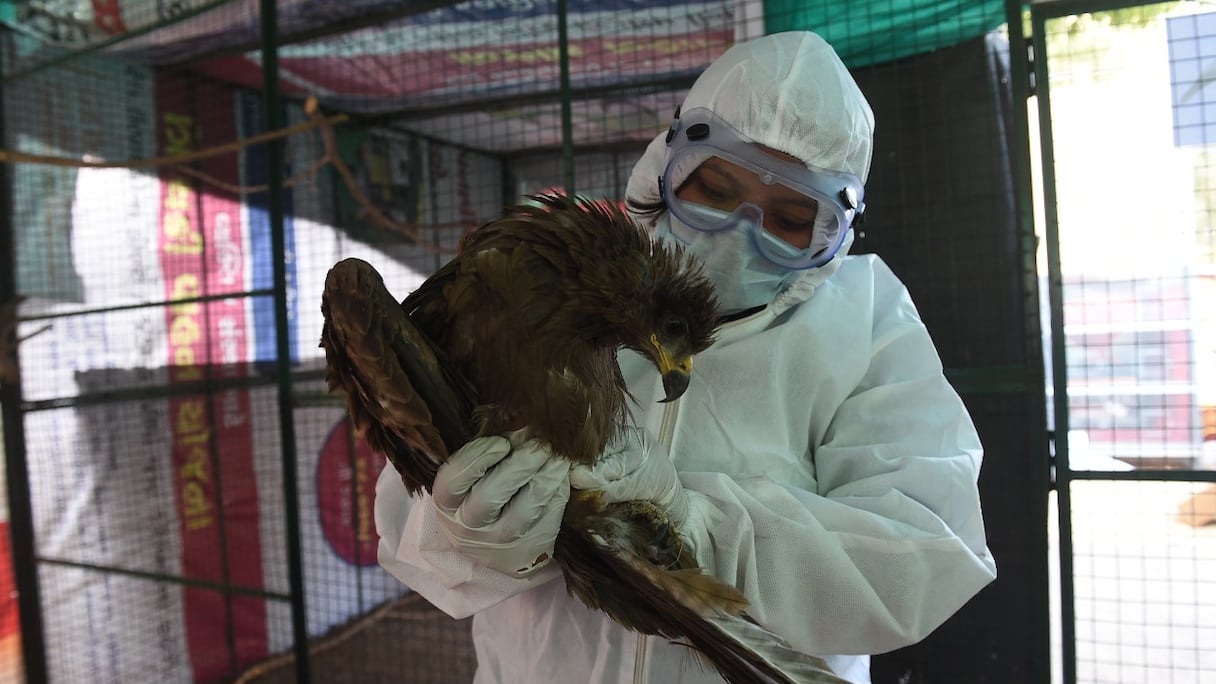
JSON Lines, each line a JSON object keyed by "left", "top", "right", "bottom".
{"left": 232, "top": 592, "right": 476, "bottom": 684}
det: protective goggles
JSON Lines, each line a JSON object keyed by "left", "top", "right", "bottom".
{"left": 661, "top": 107, "right": 866, "bottom": 270}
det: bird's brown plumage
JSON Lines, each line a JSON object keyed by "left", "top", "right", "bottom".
{"left": 321, "top": 194, "right": 845, "bottom": 684}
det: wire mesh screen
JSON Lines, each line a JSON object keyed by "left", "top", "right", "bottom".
{"left": 1039, "top": 5, "right": 1216, "bottom": 472}
{"left": 0, "top": 6, "right": 454, "bottom": 681}
{"left": 1035, "top": 3, "right": 1216, "bottom": 683}
{"left": 1, "top": 31, "right": 302, "bottom": 684}
{"left": 1, "top": 0, "right": 1039, "bottom": 682}
{"left": 1059, "top": 480, "right": 1216, "bottom": 683}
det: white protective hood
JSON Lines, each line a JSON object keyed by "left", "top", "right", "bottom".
{"left": 626, "top": 31, "right": 875, "bottom": 308}
{"left": 626, "top": 31, "right": 874, "bottom": 221}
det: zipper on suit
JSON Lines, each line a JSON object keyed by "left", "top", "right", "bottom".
{"left": 658, "top": 388, "right": 680, "bottom": 449}
{"left": 632, "top": 633, "right": 648, "bottom": 684}
{"left": 632, "top": 306, "right": 772, "bottom": 683}
{"left": 634, "top": 395, "right": 681, "bottom": 684}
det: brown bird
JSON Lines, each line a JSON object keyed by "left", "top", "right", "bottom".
{"left": 320, "top": 194, "right": 845, "bottom": 683}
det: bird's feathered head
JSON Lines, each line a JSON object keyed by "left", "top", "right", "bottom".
{"left": 515, "top": 194, "right": 720, "bottom": 402}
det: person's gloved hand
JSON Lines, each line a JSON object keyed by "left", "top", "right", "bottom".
{"left": 432, "top": 434, "right": 571, "bottom": 577}
{"left": 569, "top": 426, "right": 689, "bottom": 530}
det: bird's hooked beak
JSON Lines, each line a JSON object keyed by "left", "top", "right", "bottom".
{"left": 648, "top": 333, "right": 693, "bottom": 403}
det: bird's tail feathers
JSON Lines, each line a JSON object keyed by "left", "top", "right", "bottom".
{"left": 616, "top": 546, "right": 846, "bottom": 684}
{"left": 704, "top": 613, "right": 850, "bottom": 684}
{"left": 557, "top": 494, "right": 844, "bottom": 684}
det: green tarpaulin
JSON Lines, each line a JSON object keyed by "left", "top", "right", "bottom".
{"left": 766, "top": 0, "right": 1008, "bottom": 67}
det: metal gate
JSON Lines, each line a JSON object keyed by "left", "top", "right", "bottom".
{"left": 1030, "top": 2, "right": 1216, "bottom": 682}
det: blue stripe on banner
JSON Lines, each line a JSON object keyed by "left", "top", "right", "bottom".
{"left": 240, "top": 90, "right": 299, "bottom": 368}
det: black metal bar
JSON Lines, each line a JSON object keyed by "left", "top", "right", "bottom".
{"left": 1003, "top": 2, "right": 1054, "bottom": 681}
{"left": 18, "top": 367, "right": 327, "bottom": 413}
{"left": 361, "top": 74, "right": 698, "bottom": 127}
{"left": 1030, "top": 7, "right": 1077, "bottom": 683}
{"left": 551, "top": 138, "right": 661, "bottom": 165}
{"left": 258, "top": 0, "right": 312, "bottom": 679}
{"left": 1032, "top": 0, "right": 1157, "bottom": 20}
{"left": 497, "top": 138, "right": 666, "bottom": 164}
{"left": 0, "top": 39, "right": 49, "bottom": 684}
{"left": 37, "top": 556, "right": 294, "bottom": 601}
{"left": 1066, "top": 469, "right": 1216, "bottom": 483}
{"left": 556, "top": 0, "right": 575, "bottom": 195}
{"left": 293, "top": 390, "right": 355, "bottom": 408}
{"left": 14, "top": 288, "right": 276, "bottom": 324}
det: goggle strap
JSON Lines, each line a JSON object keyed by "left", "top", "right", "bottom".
{"left": 852, "top": 203, "right": 866, "bottom": 227}
{"left": 665, "top": 105, "right": 682, "bottom": 144}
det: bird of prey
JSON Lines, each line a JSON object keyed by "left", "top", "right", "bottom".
{"left": 320, "top": 194, "right": 844, "bottom": 684}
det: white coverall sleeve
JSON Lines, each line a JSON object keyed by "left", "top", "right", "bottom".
{"left": 678, "top": 279, "right": 997, "bottom": 657}
{"left": 374, "top": 464, "right": 562, "bottom": 619}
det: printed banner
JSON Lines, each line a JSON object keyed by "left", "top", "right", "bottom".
{"left": 191, "top": 2, "right": 738, "bottom": 113}
{"left": 12, "top": 58, "right": 460, "bottom": 681}
{"left": 156, "top": 71, "right": 269, "bottom": 680}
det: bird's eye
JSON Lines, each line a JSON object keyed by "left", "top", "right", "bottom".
{"left": 662, "top": 317, "right": 688, "bottom": 340}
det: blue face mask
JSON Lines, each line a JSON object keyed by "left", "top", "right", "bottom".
{"left": 654, "top": 212, "right": 801, "bottom": 315}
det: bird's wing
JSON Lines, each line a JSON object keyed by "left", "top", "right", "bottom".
{"left": 321, "top": 257, "right": 474, "bottom": 494}
{"left": 561, "top": 492, "right": 848, "bottom": 684}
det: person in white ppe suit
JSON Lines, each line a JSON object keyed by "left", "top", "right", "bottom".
{"left": 375, "top": 30, "right": 997, "bottom": 684}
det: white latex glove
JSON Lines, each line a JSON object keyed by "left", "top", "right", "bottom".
{"left": 432, "top": 435, "right": 571, "bottom": 577}
{"left": 569, "top": 426, "right": 689, "bottom": 530}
